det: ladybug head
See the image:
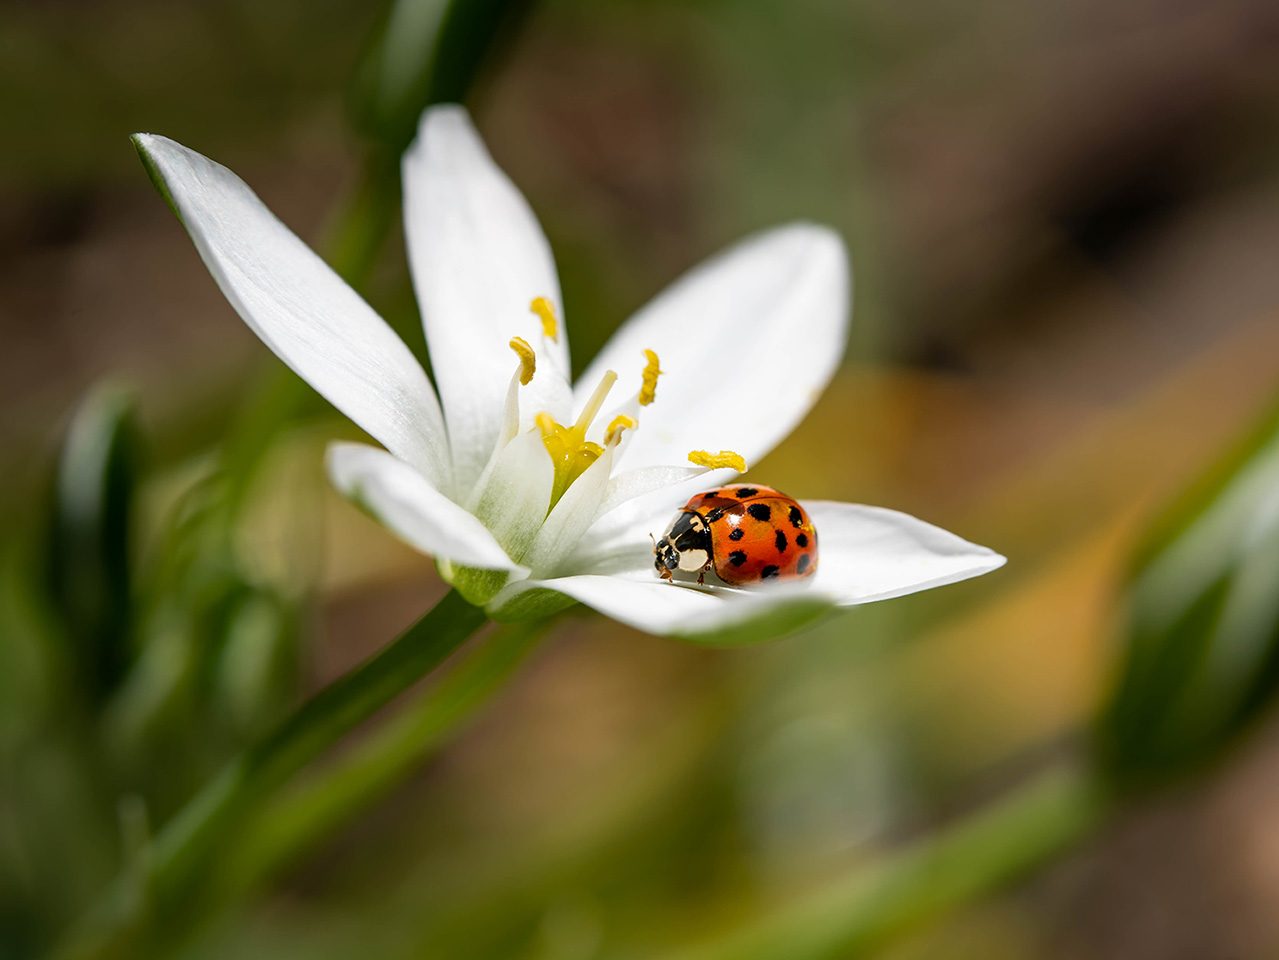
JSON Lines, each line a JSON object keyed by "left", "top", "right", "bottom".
{"left": 653, "top": 510, "right": 711, "bottom": 582}
{"left": 653, "top": 535, "right": 679, "bottom": 580}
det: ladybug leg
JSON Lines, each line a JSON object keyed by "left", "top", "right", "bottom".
{"left": 697, "top": 571, "right": 705, "bottom": 585}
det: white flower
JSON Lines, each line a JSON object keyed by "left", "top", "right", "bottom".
{"left": 132, "top": 105, "right": 1004, "bottom": 640}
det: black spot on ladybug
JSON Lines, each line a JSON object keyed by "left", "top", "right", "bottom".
{"left": 797, "top": 554, "right": 811, "bottom": 574}
{"left": 705, "top": 507, "right": 725, "bottom": 523}
{"left": 736, "top": 487, "right": 758, "bottom": 498}
{"left": 788, "top": 506, "right": 804, "bottom": 528}
{"left": 761, "top": 564, "right": 780, "bottom": 579}
{"left": 728, "top": 527, "right": 745, "bottom": 541}
{"left": 747, "top": 503, "right": 771, "bottom": 522}
{"left": 728, "top": 550, "right": 748, "bottom": 567}
{"left": 795, "top": 533, "right": 809, "bottom": 548}
{"left": 775, "top": 529, "right": 788, "bottom": 553}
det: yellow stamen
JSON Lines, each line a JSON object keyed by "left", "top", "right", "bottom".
{"left": 688, "top": 449, "right": 747, "bottom": 472}
{"left": 574, "top": 370, "right": 618, "bottom": 431}
{"left": 530, "top": 296, "right": 559, "bottom": 342}
{"left": 509, "top": 337, "right": 536, "bottom": 385}
{"left": 534, "top": 370, "right": 620, "bottom": 509}
{"left": 639, "top": 349, "right": 662, "bottom": 406}
{"left": 604, "top": 414, "right": 638, "bottom": 447}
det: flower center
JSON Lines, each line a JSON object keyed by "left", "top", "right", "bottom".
{"left": 537, "top": 369, "right": 616, "bottom": 508}
{"left": 508, "top": 306, "right": 748, "bottom": 512}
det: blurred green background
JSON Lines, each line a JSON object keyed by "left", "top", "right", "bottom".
{"left": 4, "top": 0, "right": 1279, "bottom": 958}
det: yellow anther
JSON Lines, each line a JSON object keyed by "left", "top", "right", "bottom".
{"left": 509, "top": 336, "right": 536, "bottom": 385}
{"left": 530, "top": 296, "right": 559, "bottom": 342}
{"left": 688, "top": 449, "right": 748, "bottom": 472}
{"left": 604, "top": 414, "right": 638, "bottom": 447}
{"left": 639, "top": 349, "right": 662, "bottom": 406}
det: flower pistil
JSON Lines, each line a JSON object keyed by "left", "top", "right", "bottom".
{"left": 537, "top": 369, "right": 616, "bottom": 508}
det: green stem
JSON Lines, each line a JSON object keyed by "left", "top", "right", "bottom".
{"left": 323, "top": 147, "right": 401, "bottom": 289}
{"left": 659, "top": 765, "right": 1110, "bottom": 960}
{"left": 211, "top": 618, "right": 544, "bottom": 907}
{"left": 57, "top": 589, "right": 487, "bottom": 960}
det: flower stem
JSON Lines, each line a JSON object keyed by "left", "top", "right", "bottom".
{"left": 57, "top": 589, "right": 487, "bottom": 959}
{"left": 208, "top": 618, "right": 545, "bottom": 913}
{"left": 658, "top": 765, "right": 1110, "bottom": 960}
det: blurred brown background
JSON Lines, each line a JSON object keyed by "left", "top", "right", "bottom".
{"left": 4, "top": 0, "right": 1279, "bottom": 957}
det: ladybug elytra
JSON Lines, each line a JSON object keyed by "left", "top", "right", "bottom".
{"left": 653, "top": 484, "right": 818, "bottom": 587}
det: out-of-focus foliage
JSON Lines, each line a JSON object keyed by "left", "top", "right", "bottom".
{"left": 1098, "top": 398, "right": 1279, "bottom": 787}
{"left": 44, "top": 385, "right": 141, "bottom": 705}
{"left": 0, "top": 391, "right": 304, "bottom": 958}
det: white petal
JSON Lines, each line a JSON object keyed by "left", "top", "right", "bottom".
{"left": 327, "top": 443, "right": 524, "bottom": 572}
{"left": 522, "top": 446, "right": 615, "bottom": 576}
{"left": 575, "top": 224, "right": 849, "bottom": 472}
{"left": 805, "top": 501, "right": 1006, "bottom": 603}
{"left": 494, "top": 574, "right": 829, "bottom": 641}
{"left": 134, "top": 134, "right": 449, "bottom": 487}
{"left": 564, "top": 499, "right": 695, "bottom": 578}
{"left": 402, "top": 105, "right": 572, "bottom": 488}
{"left": 597, "top": 464, "right": 709, "bottom": 518}
{"left": 467, "top": 429, "right": 553, "bottom": 565}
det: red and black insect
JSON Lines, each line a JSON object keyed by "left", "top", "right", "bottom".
{"left": 653, "top": 484, "right": 818, "bottom": 586}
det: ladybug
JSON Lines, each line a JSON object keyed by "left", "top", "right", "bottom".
{"left": 653, "top": 484, "right": 818, "bottom": 587}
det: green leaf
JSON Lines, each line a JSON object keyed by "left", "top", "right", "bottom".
{"left": 1096, "top": 395, "right": 1279, "bottom": 787}
{"left": 45, "top": 384, "right": 143, "bottom": 705}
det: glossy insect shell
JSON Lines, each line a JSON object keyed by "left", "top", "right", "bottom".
{"left": 663, "top": 484, "right": 818, "bottom": 586}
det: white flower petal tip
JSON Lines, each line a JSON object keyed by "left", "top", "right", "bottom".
{"left": 804, "top": 502, "right": 1005, "bottom": 605}
{"left": 326, "top": 443, "right": 526, "bottom": 575}
{"left": 132, "top": 133, "right": 449, "bottom": 488}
